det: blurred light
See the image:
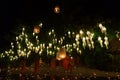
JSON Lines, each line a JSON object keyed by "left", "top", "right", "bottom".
{"left": 34, "top": 25, "right": 40, "bottom": 34}
{"left": 22, "top": 27, "right": 25, "bottom": 31}
{"left": 99, "top": 23, "right": 103, "bottom": 28}
{"left": 80, "top": 30, "right": 83, "bottom": 34}
{"left": 87, "top": 31, "right": 90, "bottom": 36}
{"left": 56, "top": 48, "right": 66, "bottom": 60}
{"left": 54, "top": 5, "right": 60, "bottom": 14}
{"left": 98, "top": 36, "right": 102, "bottom": 41}
{"left": 39, "top": 23, "right": 43, "bottom": 27}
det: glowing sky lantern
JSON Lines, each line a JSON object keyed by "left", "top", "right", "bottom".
{"left": 54, "top": 5, "right": 60, "bottom": 14}
{"left": 33, "top": 23, "right": 42, "bottom": 34}
{"left": 33, "top": 25, "right": 40, "bottom": 34}
{"left": 56, "top": 48, "right": 66, "bottom": 60}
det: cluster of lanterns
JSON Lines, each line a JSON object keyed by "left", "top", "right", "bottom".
{"left": 0, "top": 23, "right": 115, "bottom": 61}
{"left": 98, "top": 23, "right": 109, "bottom": 49}
{"left": 75, "top": 30, "right": 94, "bottom": 50}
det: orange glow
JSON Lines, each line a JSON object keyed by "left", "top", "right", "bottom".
{"left": 33, "top": 25, "right": 40, "bottom": 34}
{"left": 54, "top": 6, "right": 60, "bottom": 14}
{"left": 56, "top": 48, "right": 66, "bottom": 60}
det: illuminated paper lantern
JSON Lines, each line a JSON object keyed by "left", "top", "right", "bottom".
{"left": 33, "top": 25, "right": 40, "bottom": 34}
{"left": 54, "top": 5, "right": 60, "bottom": 14}
{"left": 56, "top": 48, "right": 66, "bottom": 60}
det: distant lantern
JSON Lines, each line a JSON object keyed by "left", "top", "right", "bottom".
{"left": 54, "top": 5, "right": 60, "bottom": 14}
{"left": 56, "top": 48, "right": 66, "bottom": 60}
{"left": 33, "top": 25, "right": 40, "bottom": 34}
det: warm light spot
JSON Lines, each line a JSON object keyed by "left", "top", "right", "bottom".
{"left": 102, "top": 27, "right": 106, "bottom": 31}
{"left": 54, "top": 5, "right": 60, "bottom": 14}
{"left": 86, "top": 36, "right": 89, "bottom": 40}
{"left": 34, "top": 25, "right": 40, "bottom": 34}
{"left": 87, "top": 31, "right": 90, "bottom": 36}
{"left": 68, "top": 31, "right": 71, "bottom": 35}
{"left": 49, "top": 43, "right": 52, "bottom": 48}
{"left": 99, "top": 23, "right": 103, "bottom": 28}
{"left": 76, "top": 34, "right": 80, "bottom": 39}
{"left": 79, "top": 30, "right": 83, "bottom": 34}
{"left": 39, "top": 23, "right": 43, "bottom": 27}
{"left": 22, "top": 27, "right": 25, "bottom": 31}
{"left": 56, "top": 48, "right": 66, "bottom": 60}
{"left": 82, "top": 37, "right": 86, "bottom": 41}
{"left": 98, "top": 36, "right": 101, "bottom": 41}
{"left": 104, "top": 36, "right": 108, "bottom": 40}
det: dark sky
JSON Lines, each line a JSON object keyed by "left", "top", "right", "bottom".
{"left": 2, "top": 0, "right": 120, "bottom": 28}
{"left": 1, "top": 0, "right": 120, "bottom": 49}
{"left": 1, "top": 0, "right": 120, "bottom": 26}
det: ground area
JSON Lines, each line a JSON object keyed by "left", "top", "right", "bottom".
{"left": 0, "top": 64, "right": 120, "bottom": 80}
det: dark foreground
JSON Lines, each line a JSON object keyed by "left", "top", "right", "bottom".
{"left": 0, "top": 74, "right": 120, "bottom": 80}
{"left": 0, "top": 65, "right": 120, "bottom": 80}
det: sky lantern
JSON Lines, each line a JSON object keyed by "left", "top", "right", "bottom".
{"left": 33, "top": 23, "right": 42, "bottom": 34}
{"left": 33, "top": 25, "right": 40, "bottom": 34}
{"left": 56, "top": 48, "right": 66, "bottom": 60}
{"left": 54, "top": 5, "right": 60, "bottom": 14}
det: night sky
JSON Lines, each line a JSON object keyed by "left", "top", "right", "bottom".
{"left": 1, "top": 0, "right": 120, "bottom": 49}
{"left": 2, "top": 0, "right": 120, "bottom": 28}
